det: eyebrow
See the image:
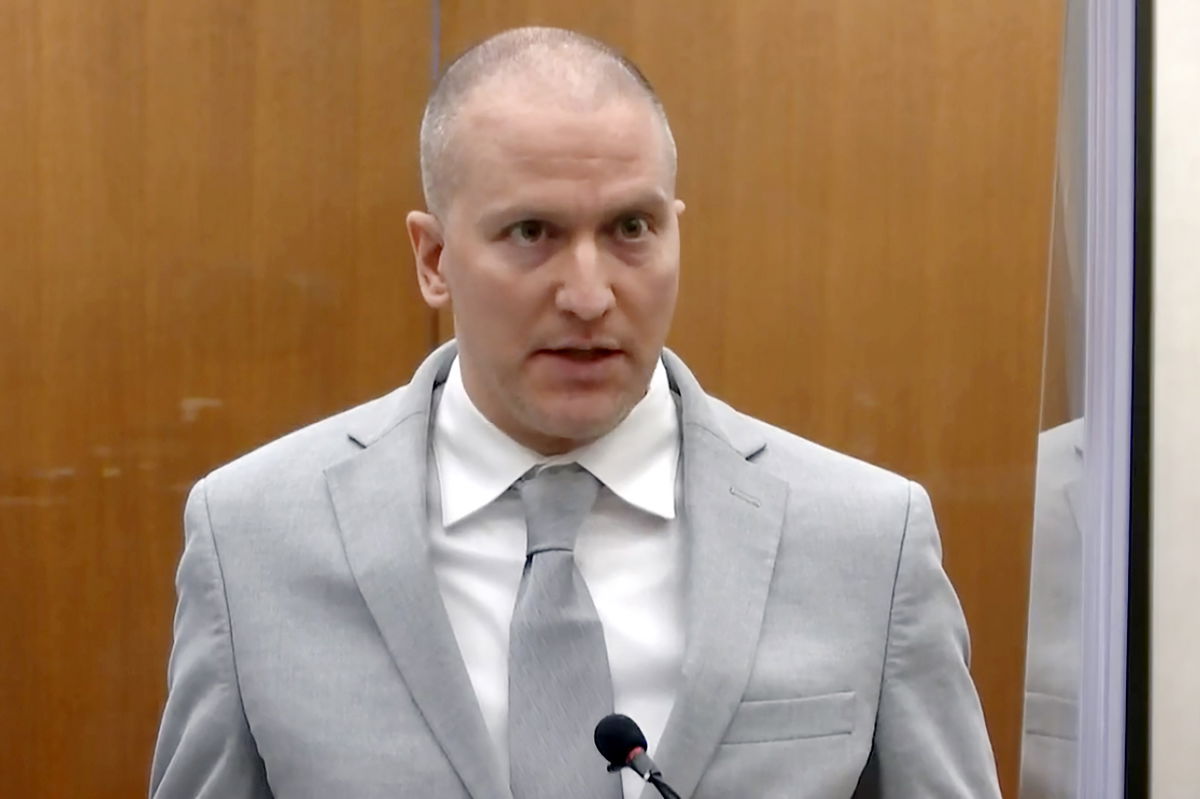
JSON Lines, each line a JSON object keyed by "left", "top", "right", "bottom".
{"left": 478, "top": 189, "right": 671, "bottom": 230}
{"left": 606, "top": 190, "right": 672, "bottom": 218}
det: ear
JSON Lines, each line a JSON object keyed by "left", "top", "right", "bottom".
{"left": 406, "top": 211, "right": 451, "bottom": 308}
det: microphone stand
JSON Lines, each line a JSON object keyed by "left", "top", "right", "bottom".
{"left": 608, "top": 755, "right": 681, "bottom": 799}
{"left": 645, "top": 774, "right": 682, "bottom": 799}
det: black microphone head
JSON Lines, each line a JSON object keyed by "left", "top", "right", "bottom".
{"left": 594, "top": 714, "right": 648, "bottom": 768}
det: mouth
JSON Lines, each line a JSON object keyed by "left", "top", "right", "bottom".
{"left": 532, "top": 346, "right": 625, "bottom": 378}
{"left": 539, "top": 347, "right": 623, "bottom": 361}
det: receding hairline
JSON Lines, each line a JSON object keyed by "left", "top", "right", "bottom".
{"left": 419, "top": 27, "right": 677, "bottom": 216}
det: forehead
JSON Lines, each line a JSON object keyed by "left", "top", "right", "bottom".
{"left": 449, "top": 87, "right": 672, "bottom": 212}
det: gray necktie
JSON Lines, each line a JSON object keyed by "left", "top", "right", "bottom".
{"left": 508, "top": 464, "right": 621, "bottom": 799}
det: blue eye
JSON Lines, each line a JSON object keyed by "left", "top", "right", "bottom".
{"left": 508, "top": 220, "right": 547, "bottom": 245}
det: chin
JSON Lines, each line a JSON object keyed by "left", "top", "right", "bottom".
{"left": 528, "top": 397, "right": 634, "bottom": 448}
{"left": 541, "top": 414, "right": 620, "bottom": 445}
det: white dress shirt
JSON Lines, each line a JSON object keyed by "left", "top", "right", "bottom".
{"left": 428, "top": 356, "right": 684, "bottom": 799}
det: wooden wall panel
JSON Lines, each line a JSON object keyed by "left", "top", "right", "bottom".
{"left": 1, "top": 1, "right": 1064, "bottom": 795}
{"left": 0, "top": 2, "right": 432, "bottom": 796}
{"left": 439, "top": 3, "right": 1062, "bottom": 795}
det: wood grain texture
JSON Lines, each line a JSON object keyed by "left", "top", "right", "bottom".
{"left": 1, "top": 0, "right": 1064, "bottom": 795}
{"left": 0, "top": 1, "right": 432, "bottom": 795}
{"left": 438, "top": 3, "right": 1063, "bottom": 795}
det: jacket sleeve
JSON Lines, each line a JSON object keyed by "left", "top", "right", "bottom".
{"left": 149, "top": 479, "right": 273, "bottom": 798}
{"left": 871, "top": 482, "right": 1002, "bottom": 797}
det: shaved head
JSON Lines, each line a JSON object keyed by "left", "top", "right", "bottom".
{"left": 419, "top": 26, "right": 677, "bottom": 216}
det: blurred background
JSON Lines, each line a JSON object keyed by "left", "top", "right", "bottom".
{"left": 1, "top": 1, "right": 1074, "bottom": 796}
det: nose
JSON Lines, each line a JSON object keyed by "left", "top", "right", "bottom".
{"left": 555, "top": 239, "right": 615, "bottom": 321}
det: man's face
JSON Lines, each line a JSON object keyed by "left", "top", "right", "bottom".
{"left": 409, "top": 87, "right": 684, "bottom": 455}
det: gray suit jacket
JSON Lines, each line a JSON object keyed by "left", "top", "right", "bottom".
{"left": 1020, "top": 418, "right": 1084, "bottom": 799}
{"left": 151, "top": 343, "right": 1001, "bottom": 798}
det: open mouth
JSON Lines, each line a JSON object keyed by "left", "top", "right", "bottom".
{"left": 533, "top": 348, "right": 625, "bottom": 378}
{"left": 544, "top": 347, "right": 622, "bottom": 360}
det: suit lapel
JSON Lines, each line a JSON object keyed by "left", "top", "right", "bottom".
{"left": 324, "top": 343, "right": 510, "bottom": 799}
{"left": 647, "top": 352, "right": 789, "bottom": 799}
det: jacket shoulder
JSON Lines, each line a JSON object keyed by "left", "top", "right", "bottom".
{"left": 200, "top": 384, "right": 411, "bottom": 497}
{"left": 706, "top": 395, "right": 914, "bottom": 500}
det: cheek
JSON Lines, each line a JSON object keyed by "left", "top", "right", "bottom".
{"left": 622, "top": 266, "right": 679, "bottom": 330}
{"left": 445, "top": 246, "right": 505, "bottom": 312}
{"left": 445, "top": 251, "right": 547, "bottom": 345}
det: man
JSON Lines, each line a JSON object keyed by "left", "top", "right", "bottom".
{"left": 151, "top": 27, "right": 1001, "bottom": 799}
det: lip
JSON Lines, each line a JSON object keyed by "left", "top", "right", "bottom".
{"left": 531, "top": 347, "right": 625, "bottom": 380}
{"left": 541, "top": 337, "right": 622, "bottom": 351}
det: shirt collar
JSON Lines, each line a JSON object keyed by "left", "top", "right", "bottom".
{"left": 433, "top": 356, "right": 679, "bottom": 527}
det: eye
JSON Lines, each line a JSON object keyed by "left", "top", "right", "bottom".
{"left": 614, "top": 215, "right": 651, "bottom": 241}
{"left": 507, "top": 220, "right": 548, "bottom": 246}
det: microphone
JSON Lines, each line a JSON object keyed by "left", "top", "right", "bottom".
{"left": 594, "top": 714, "right": 682, "bottom": 799}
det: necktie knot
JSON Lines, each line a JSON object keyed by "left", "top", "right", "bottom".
{"left": 517, "top": 464, "right": 600, "bottom": 556}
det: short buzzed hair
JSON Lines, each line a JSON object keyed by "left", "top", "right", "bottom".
{"left": 419, "top": 27, "right": 677, "bottom": 216}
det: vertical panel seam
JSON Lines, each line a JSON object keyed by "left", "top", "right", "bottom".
{"left": 430, "top": 0, "right": 441, "bottom": 85}
{"left": 426, "top": 0, "right": 442, "bottom": 351}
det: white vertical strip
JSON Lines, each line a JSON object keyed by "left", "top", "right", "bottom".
{"left": 1151, "top": 0, "right": 1200, "bottom": 794}
{"left": 1077, "top": 0, "right": 1135, "bottom": 794}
